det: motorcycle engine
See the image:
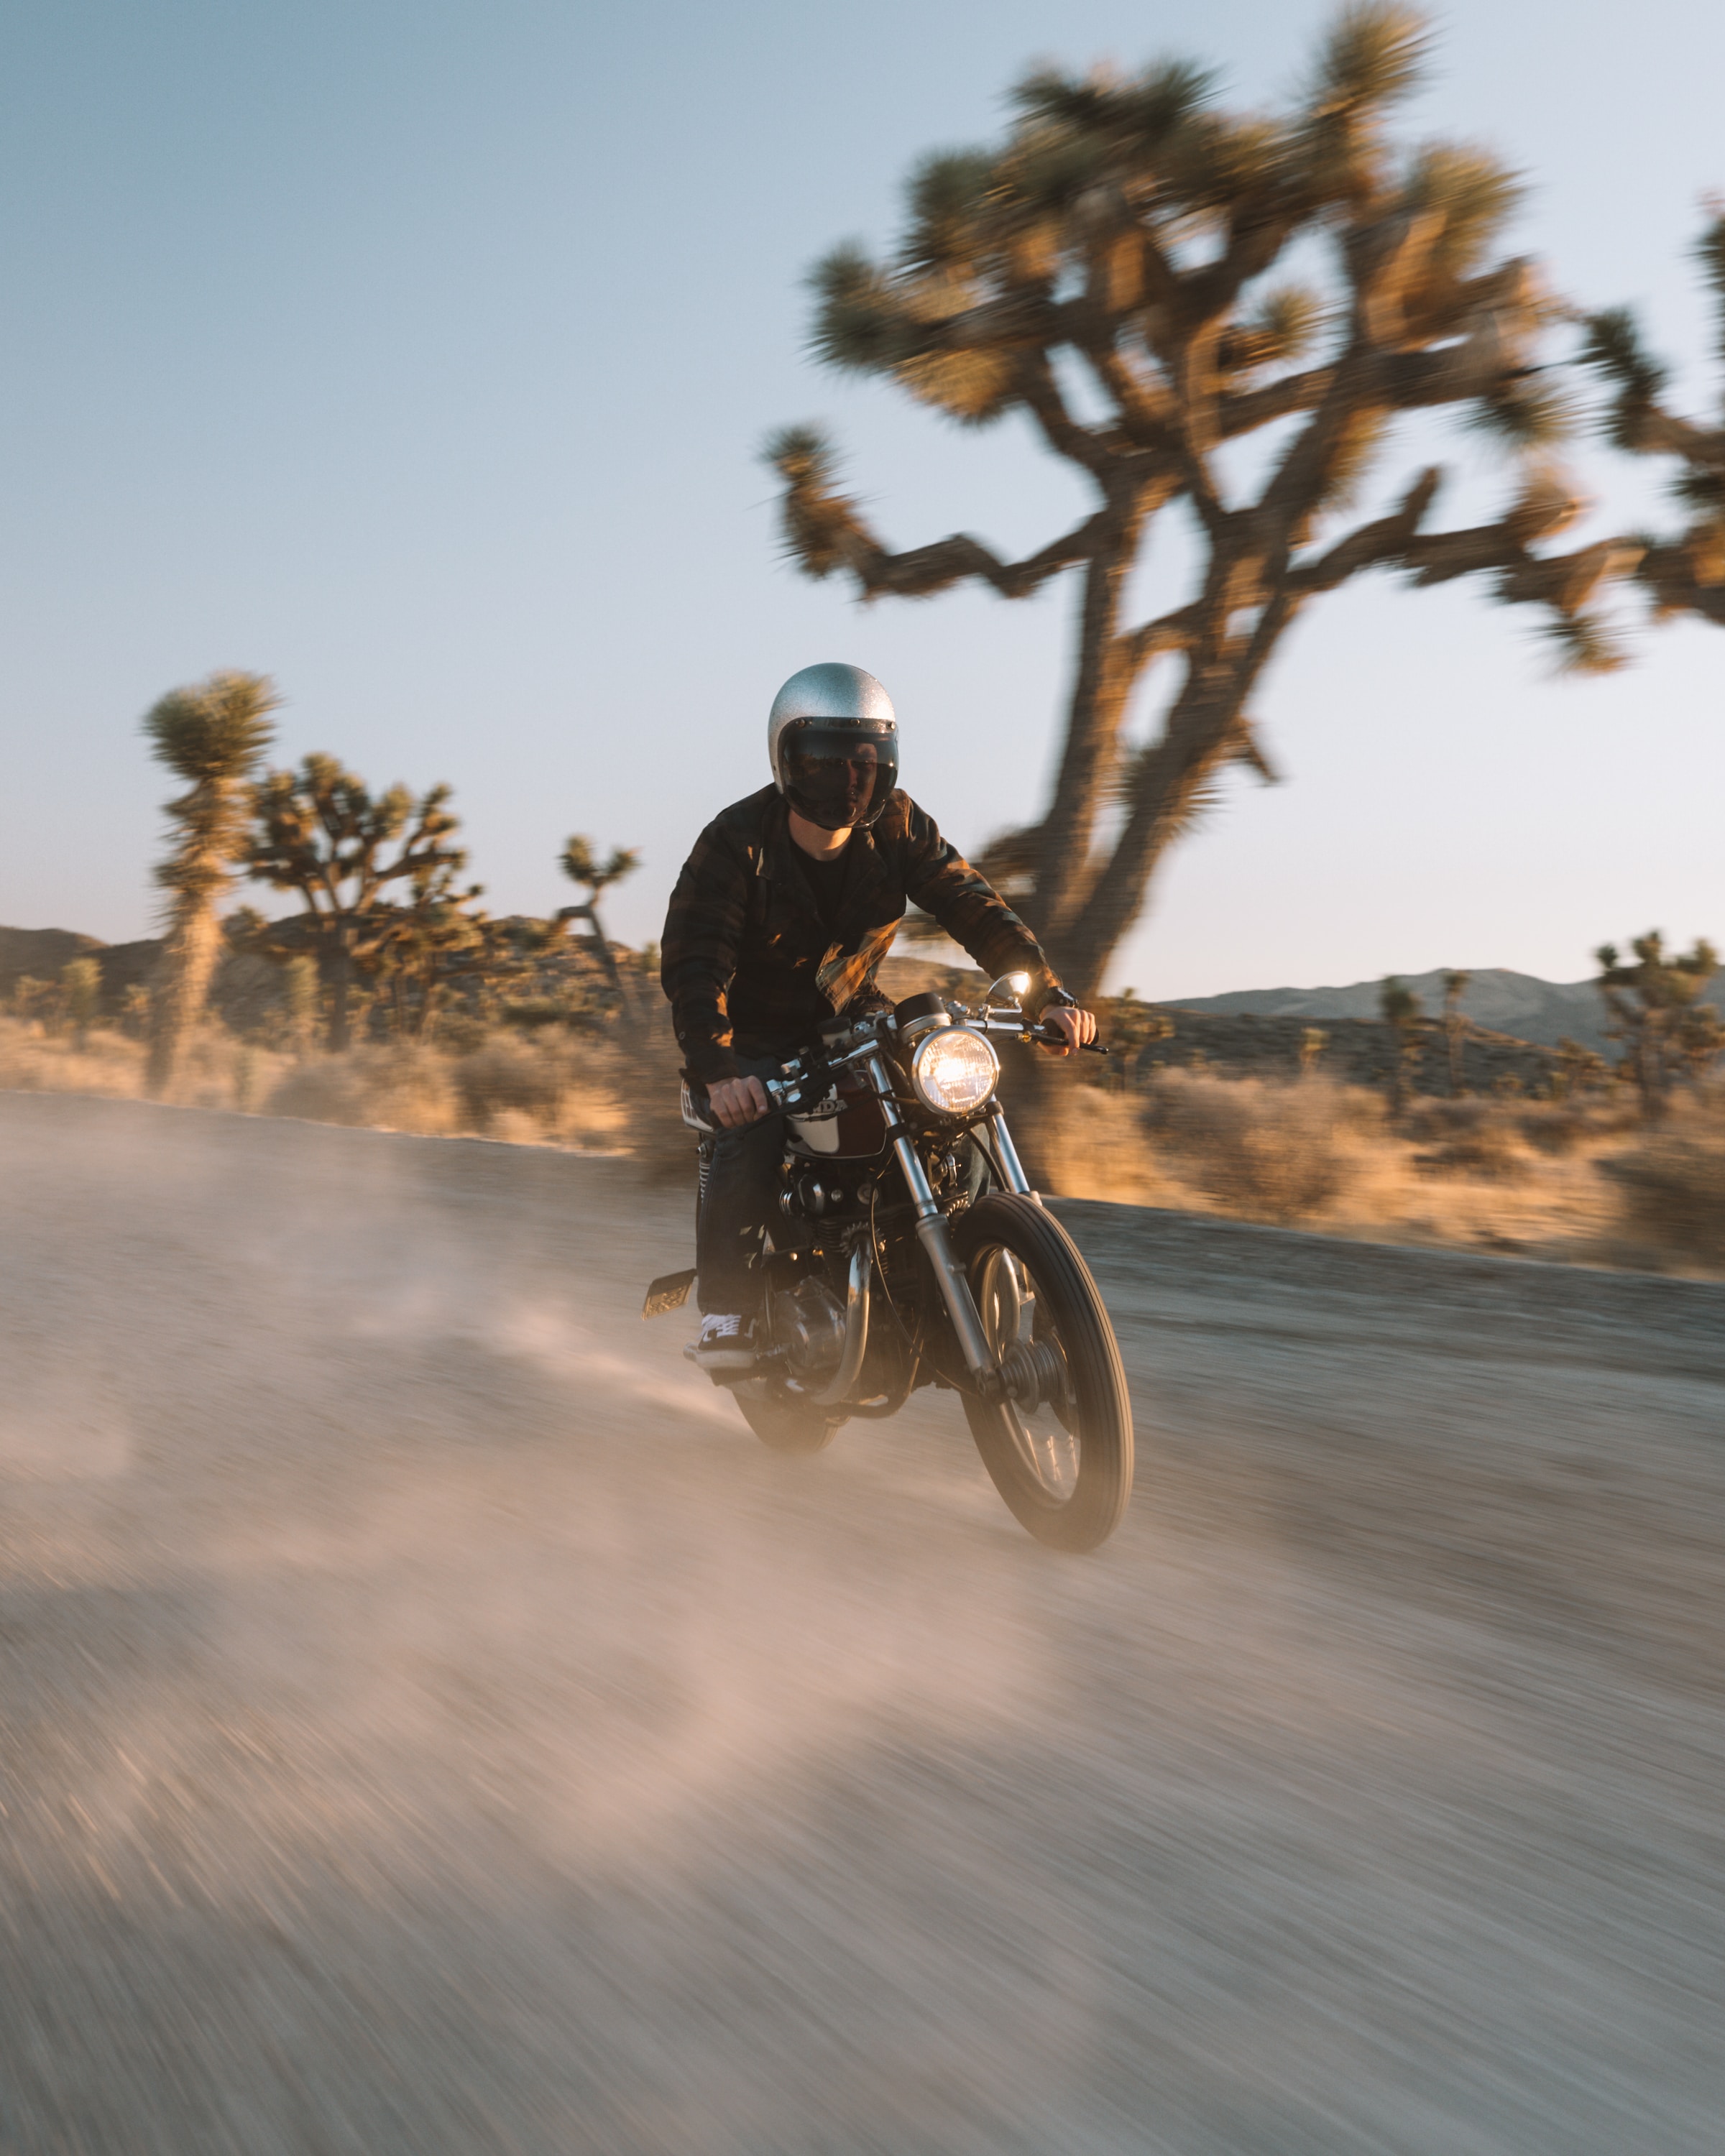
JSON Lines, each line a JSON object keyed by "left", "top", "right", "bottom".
{"left": 769, "top": 1276, "right": 847, "bottom": 1383}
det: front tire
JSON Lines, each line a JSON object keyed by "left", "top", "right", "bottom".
{"left": 952, "top": 1194, "right": 1133, "bottom": 1552}
{"left": 731, "top": 1378, "right": 847, "bottom": 1455}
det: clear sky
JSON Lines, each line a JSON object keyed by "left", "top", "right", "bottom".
{"left": 1, "top": 0, "right": 1721, "bottom": 998}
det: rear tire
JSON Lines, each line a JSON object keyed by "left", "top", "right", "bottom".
{"left": 952, "top": 1194, "right": 1133, "bottom": 1552}
{"left": 732, "top": 1378, "right": 847, "bottom": 1455}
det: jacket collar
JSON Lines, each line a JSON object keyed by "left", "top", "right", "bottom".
{"left": 758, "top": 790, "right": 894, "bottom": 939}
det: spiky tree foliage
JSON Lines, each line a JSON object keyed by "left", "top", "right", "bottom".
{"left": 768, "top": 6, "right": 1629, "bottom": 1025}
{"left": 557, "top": 835, "right": 642, "bottom": 1011}
{"left": 142, "top": 670, "right": 280, "bottom": 1095}
{"left": 1583, "top": 211, "right": 1725, "bottom": 622}
{"left": 1593, "top": 932, "right": 1722, "bottom": 1115}
{"left": 242, "top": 755, "right": 475, "bottom": 1049}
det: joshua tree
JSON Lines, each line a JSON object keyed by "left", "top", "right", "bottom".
{"left": 284, "top": 954, "right": 319, "bottom": 1052}
{"left": 1593, "top": 932, "right": 1722, "bottom": 1116}
{"left": 61, "top": 958, "right": 101, "bottom": 1049}
{"left": 768, "top": 6, "right": 1632, "bottom": 1041}
{"left": 1441, "top": 967, "right": 1471, "bottom": 1095}
{"left": 558, "top": 836, "right": 642, "bottom": 1013}
{"left": 1379, "top": 975, "right": 1423, "bottom": 1110}
{"left": 374, "top": 858, "right": 489, "bottom": 1039}
{"left": 142, "top": 670, "right": 280, "bottom": 1095}
{"left": 1583, "top": 211, "right": 1725, "bottom": 628}
{"left": 243, "top": 755, "right": 475, "bottom": 1049}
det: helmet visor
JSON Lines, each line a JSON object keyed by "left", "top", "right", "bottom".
{"left": 780, "top": 720, "right": 898, "bottom": 829}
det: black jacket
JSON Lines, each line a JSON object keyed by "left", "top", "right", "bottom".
{"left": 660, "top": 786, "right": 1058, "bottom": 1084}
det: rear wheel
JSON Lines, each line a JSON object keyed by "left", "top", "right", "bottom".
{"left": 952, "top": 1194, "right": 1133, "bottom": 1552}
{"left": 731, "top": 1378, "right": 847, "bottom": 1455}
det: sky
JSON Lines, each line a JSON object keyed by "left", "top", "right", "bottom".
{"left": 1, "top": 0, "right": 1721, "bottom": 999}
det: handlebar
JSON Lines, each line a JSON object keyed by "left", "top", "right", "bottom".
{"left": 699, "top": 1008, "right": 1108, "bottom": 1123}
{"left": 1008, "top": 1018, "right": 1109, "bottom": 1056}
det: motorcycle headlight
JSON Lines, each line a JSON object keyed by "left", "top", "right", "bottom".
{"left": 909, "top": 1026, "right": 1000, "bottom": 1115}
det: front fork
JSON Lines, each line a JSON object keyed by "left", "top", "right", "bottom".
{"left": 862, "top": 1050, "right": 1026, "bottom": 1400}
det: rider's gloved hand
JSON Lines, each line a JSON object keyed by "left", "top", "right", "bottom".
{"left": 1025, "top": 983, "right": 1096, "bottom": 1058}
{"left": 1039, "top": 1004, "right": 1098, "bottom": 1057}
{"left": 707, "top": 1074, "right": 773, "bottom": 1128}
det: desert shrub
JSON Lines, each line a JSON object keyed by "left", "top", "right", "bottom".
{"left": 264, "top": 1046, "right": 459, "bottom": 1135}
{"left": 1049, "top": 1087, "right": 1169, "bottom": 1205}
{"left": 1139, "top": 1072, "right": 1386, "bottom": 1222}
{"left": 451, "top": 1038, "right": 567, "bottom": 1129}
{"left": 1517, "top": 1096, "right": 1639, "bottom": 1156}
{"left": 621, "top": 1013, "right": 705, "bottom": 1185}
{"left": 1404, "top": 1097, "right": 1532, "bottom": 1179}
{"left": 0, "top": 1015, "right": 280, "bottom": 1110}
{"left": 1604, "top": 1093, "right": 1725, "bottom": 1268}
{"left": 0, "top": 1017, "right": 148, "bottom": 1097}
{"left": 446, "top": 1036, "right": 633, "bottom": 1149}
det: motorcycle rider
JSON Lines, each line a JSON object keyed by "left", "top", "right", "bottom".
{"left": 661, "top": 663, "right": 1096, "bottom": 1373}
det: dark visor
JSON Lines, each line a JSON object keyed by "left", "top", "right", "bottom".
{"left": 781, "top": 720, "right": 899, "bottom": 827}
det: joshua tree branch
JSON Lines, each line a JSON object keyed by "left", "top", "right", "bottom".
{"left": 1218, "top": 365, "right": 1340, "bottom": 438}
{"left": 1637, "top": 542, "right": 1725, "bottom": 625}
{"left": 1113, "top": 606, "right": 1201, "bottom": 677}
{"left": 1017, "top": 355, "right": 1121, "bottom": 475}
{"left": 1286, "top": 467, "right": 1442, "bottom": 591}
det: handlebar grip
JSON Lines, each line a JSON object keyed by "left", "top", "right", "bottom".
{"left": 1029, "top": 1023, "right": 1110, "bottom": 1055}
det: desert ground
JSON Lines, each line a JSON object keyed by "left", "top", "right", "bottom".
{"left": 1, "top": 1089, "right": 1721, "bottom": 2155}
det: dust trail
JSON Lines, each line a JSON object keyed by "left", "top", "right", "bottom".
{"left": 1, "top": 1090, "right": 1723, "bottom": 2156}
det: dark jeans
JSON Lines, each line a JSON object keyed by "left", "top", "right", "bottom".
{"left": 695, "top": 1054, "right": 788, "bottom": 1318}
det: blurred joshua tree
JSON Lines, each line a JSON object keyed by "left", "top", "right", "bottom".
{"left": 558, "top": 836, "right": 642, "bottom": 1013}
{"left": 1583, "top": 211, "right": 1725, "bottom": 627}
{"left": 373, "top": 854, "right": 489, "bottom": 1040}
{"left": 1379, "top": 975, "right": 1423, "bottom": 1110}
{"left": 767, "top": 6, "right": 1632, "bottom": 1037}
{"left": 242, "top": 755, "right": 477, "bottom": 1049}
{"left": 1593, "top": 932, "right": 1722, "bottom": 1116}
{"left": 61, "top": 957, "right": 101, "bottom": 1049}
{"left": 142, "top": 670, "right": 280, "bottom": 1095}
{"left": 9, "top": 975, "right": 52, "bottom": 1023}
{"left": 1441, "top": 967, "right": 1471, "bottom": 1095}
{"left": 284, "top": 954, "right": 320, "bottom": 1052}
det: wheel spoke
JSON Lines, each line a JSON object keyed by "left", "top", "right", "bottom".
{"left": 975, "top": 1244, "right": 1080, "bottom": 1501}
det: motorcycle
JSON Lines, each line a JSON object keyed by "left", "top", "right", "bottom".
{"left": 643, "top": 977, "right": 1133, "bottom": 1553}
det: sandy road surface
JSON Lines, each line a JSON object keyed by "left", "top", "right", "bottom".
{"left": 1, "top": 1091, "right": 1721, "bottom": 2155}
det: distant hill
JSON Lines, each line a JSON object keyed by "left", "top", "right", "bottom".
{"left": 0, "top": 925, "right": 106, "bottom": 983}
{"left": 1166, "top": 968, "right": 1635, "bottom": 1056}
{"left": 0, "top": 923, "right": 280, "bottom": 1028}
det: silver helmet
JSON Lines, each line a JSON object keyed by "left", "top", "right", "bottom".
{"left": 767, "top": 663, "right": 899, "bottom": 831}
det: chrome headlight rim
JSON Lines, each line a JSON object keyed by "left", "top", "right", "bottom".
{"left": 908, "top": 1026, "right": 1000, "bottom": 1115}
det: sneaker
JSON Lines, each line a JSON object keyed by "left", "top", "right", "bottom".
{"left": 688, "top": 1312, "right": 758, "bottom": 1376}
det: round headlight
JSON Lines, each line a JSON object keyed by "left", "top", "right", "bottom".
{"left": 910, "top": 1026, "right": 1000, "bottom": 1115}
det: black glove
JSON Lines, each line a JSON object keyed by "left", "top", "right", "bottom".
{"left": 1021, "top": 978, "right": 1077, "bottom": 1026}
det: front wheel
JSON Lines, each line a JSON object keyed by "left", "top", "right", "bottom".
{"left": 952, "top": 1194, "right": 1133, "bottom": 1552}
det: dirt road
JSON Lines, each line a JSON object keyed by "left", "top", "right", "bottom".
{"left": 1, "top": 1091, "right": 1721, "bottom": 2155}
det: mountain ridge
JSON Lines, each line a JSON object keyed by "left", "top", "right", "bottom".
{"left": 1162, "top": 966, "right": 1648, "bottom": 1056}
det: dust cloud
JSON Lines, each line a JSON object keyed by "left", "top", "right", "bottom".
{"left": 1, "top": 1090, "right": 1722, "bottom": 2154}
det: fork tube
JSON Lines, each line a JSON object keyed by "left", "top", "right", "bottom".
{"left": 860, "top": 1049, "right": 996, "bottom": 1381}
{"left": 985, "top": 1106, "right": 1039, "bottom": 1202}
